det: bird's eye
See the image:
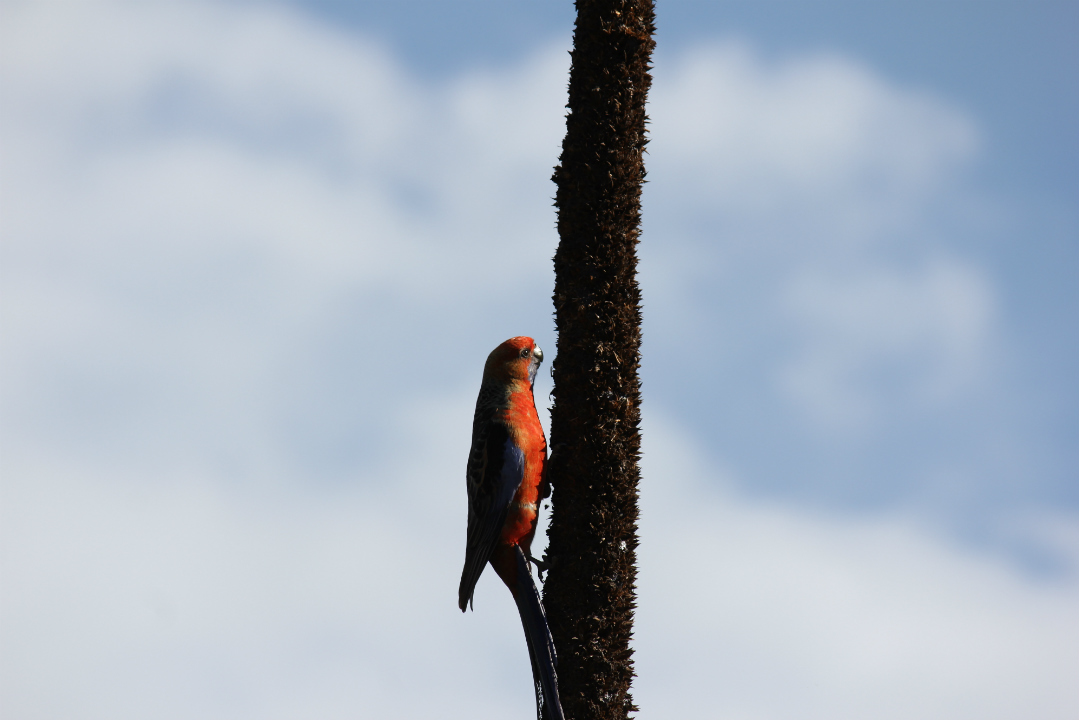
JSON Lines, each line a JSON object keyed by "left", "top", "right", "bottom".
{"left": 519, "top": 348, "right": 531, "bottom": 358}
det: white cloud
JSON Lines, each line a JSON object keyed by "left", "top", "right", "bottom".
{"left": 3, "top": 407, "right": 1074, "bottom": 719}
{"left": 1, "top": 1, "right": 1072, "bottom": 718}
{"left": 636, "top": 416, "right": 1077, "bottom": 720}
{"left": 779, "top": 256, "right": 995, "bottom": 429}
{"left": 1, "top": 396, "right": 547, "bottom": 720}
{"left": 642, "top": 42, "right": 995, "bottom": 433}
{"left": 0, "top": 0, "right": 568, "bottom": 473}
{"left": 648, "top": 42, "right": 977, "bottom": 229}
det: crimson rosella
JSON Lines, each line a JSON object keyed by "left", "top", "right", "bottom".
{"left": 459, "top": 336, "right": 564, "bottom": 720}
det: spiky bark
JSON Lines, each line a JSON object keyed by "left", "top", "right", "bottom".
{"left": 543, "top": 1, "right": 654, "bottom": 718}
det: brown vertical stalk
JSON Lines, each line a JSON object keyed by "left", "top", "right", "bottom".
{"left": 543, "top": 1, "right": 654, "bottom": 718}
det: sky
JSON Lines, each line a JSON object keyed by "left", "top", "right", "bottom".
{"left": 0, "top": 1, "right": 1076, "bottom": 719}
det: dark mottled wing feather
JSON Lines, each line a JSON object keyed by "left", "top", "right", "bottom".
{"left": 459, "top": 409, "right": 524, "bottom": 611}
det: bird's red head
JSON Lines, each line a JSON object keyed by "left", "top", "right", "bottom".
{"left": 484, "top": 336, "right": 544, "bottom": 385}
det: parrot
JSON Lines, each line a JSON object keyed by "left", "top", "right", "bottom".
{"left": 459, "top": 336, "right": 564, "bottom": 720}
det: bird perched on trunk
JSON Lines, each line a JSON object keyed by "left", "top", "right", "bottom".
{"left": 459, "top": 336, "right": 564, "bottom": 720}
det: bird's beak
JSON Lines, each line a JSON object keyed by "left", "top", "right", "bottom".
{"left": 533, "top": 346, "right": 543, "bottom": 363}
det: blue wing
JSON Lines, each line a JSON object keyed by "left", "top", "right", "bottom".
{"left": 459, "top": 419, "right": 524, "bottom": 611}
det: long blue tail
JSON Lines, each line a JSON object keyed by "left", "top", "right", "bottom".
{"left": 513, "top": 545, "right": 565, "bottom": 720}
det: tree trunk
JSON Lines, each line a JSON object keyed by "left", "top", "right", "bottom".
{"left": 543, "top": 1, "right": 655, "bottom": 718}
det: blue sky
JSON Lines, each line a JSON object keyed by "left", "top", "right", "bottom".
{"left": 1, "top": 1, "right": 1075, "bottom": 718}
{"left": 294, "top": 0, "right": 1078, "bottom": 538}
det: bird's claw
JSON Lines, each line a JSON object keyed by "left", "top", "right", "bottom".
{"left": 526, "top": 553, "right": 551, "bottom": 579}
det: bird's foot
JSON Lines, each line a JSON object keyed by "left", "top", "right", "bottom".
{"left": 526, "top": 552, "right": 551, "bottom": 579}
